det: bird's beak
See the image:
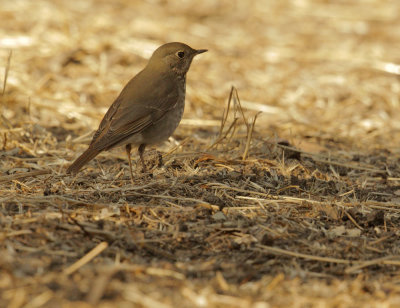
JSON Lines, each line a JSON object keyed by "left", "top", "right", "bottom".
{"left": 195, "top": 49, "right": 208, "bottom": 55}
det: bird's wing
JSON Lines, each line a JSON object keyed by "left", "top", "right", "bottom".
{"left": 90, "top": 72, "right": 180, "bottom": 151}
{"left": 90, "top": 94, "right": 123, "bottom": 146}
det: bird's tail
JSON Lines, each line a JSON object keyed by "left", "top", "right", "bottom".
{"left": 66, "top": 146, "right": 100, "bottom": 174}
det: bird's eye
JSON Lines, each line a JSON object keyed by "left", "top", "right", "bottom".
{"left": 176, "top": 51, "right": 185, "bottom": 58}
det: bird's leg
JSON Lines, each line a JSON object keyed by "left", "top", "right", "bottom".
{"left": 138, "top": 144, "right": 147, "bottom": 173}
{"left": 157, "top": 151, "right": 163, "bottom": 168}
{"left": 125, "top": 144, "right": 134, "bottom": 184}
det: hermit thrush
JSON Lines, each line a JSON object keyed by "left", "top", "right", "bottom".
{"left": 66, "top": 42, "right": 207, "bottom": 181}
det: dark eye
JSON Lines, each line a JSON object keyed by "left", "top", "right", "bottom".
{"left": 176, "top": 51, "right": 185, "bottom": 58}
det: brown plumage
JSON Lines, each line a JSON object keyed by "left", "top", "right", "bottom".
{"left": 66, "top": 42, "right": 207, "bottom": 181}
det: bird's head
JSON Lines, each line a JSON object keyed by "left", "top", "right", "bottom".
{"left": 147, "top": 42, "right": 207, "bottom": 75}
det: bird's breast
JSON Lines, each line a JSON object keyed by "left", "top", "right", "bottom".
{"left": 140, "top": 91, "right": 186, "bottom": 145}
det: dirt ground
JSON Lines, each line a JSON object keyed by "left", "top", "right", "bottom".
{"left": 1, "top": 0, "right": 400, "bottom": 307}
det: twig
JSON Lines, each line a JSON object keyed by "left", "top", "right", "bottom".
{"left": 1, "top": 50, "right": 13, "bottom": 130}
{"left": 209, "top": 118, "right": 238, "bottom": 149}
{"left": 232, "top": 87, "right": 248, "bottom": 130}
{"left": 0, "top": 169, "right": 51, "bottom": 183}
{"left": 125, "top": 191, "right": 211, "bottom": 205}
{"left": 344, "top": 210, "right": 364, "bottom": 230}
{"left": 2, "top": 50, "right": 12, "bottom": 97}
{"left": 345, "top": 256, "right": 400, "bottom": 274}
{"left": 219, "top": 86, "right": 234, "bottom": 138}
{"left": 255, "top": 244, "right": 353, "bottom": 264}
{"left": 63, "top": 241, "right": 108, "bottom": 275}
{"left": 87, "top": 269, "right": 117, "bottom": 305}
{"left": 209, "top": 86, "right": 239, "bottom": 149}
{"left": 276, "top": 143, "right": 386, "bottom": 174}
{"left": 242, "top": 111, "right": 261, "bottom": 160}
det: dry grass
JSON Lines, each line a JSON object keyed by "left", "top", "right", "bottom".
{"left": 1, "top": 0, "right": 400, "bottom": 307}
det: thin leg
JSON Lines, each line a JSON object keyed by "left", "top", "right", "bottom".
{"left": 157, "top": 151, "right": 163, "bottom": 168}
{"left": 138, "top": 144, "right": 147, "bottom": 173}
{"left": 126, "top": 144, "right": 134, "bottom": 184}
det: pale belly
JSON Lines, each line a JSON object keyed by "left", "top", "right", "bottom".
{"left": 117, "top": 94, "right": 185, "bottom": 148}
{"left": 141, "top": 95, "right": 185, "bottom": 144}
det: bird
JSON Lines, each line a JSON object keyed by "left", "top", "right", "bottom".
{"left": 66, "top": 42, "right": 207, "bottom": 182}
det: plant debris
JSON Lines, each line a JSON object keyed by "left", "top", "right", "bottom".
{"left": 1, "top": 0, "right": 400, "bottom": 307}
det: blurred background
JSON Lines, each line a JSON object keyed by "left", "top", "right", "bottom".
{"left": 1, "top": 0, "right": 400, "bottom": 150}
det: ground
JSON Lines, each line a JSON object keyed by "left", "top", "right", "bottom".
{"left": 1, "top": 0, "right": 400, "bottom": 307}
